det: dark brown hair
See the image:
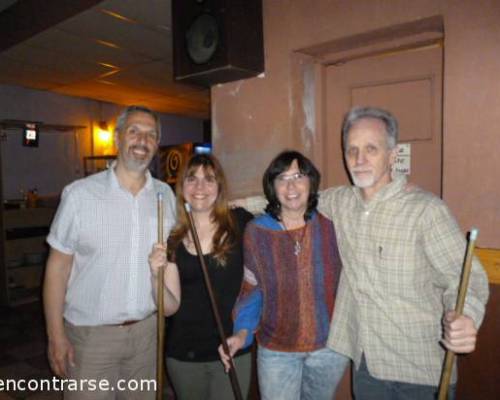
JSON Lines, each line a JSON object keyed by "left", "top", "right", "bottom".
{"left": 263, "top": 150, "right": 320, "bottom": 221}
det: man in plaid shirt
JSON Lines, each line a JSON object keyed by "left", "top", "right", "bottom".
{"left": 323, "top": 106, "right": 489, "bottom": 399}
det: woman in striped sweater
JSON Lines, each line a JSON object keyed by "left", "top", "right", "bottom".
{"left": 219, "top": 150, "right": 348, "bottom": 400}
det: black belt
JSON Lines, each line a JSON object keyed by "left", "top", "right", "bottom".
{"left": 112, "top": 313, "right": 154, "bottom": 327}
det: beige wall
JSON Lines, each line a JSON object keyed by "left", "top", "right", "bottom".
{"left": 212, "top": 0, "right": 500, "bottom": 248}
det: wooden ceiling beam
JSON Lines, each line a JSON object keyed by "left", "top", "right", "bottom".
{"left": 0, "top": 0, "right": 105, "bottom": 52}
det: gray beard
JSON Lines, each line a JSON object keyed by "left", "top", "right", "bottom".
{"left": 121, "top": 155, "right": 150, "bottom": 173}
{"left": 350, "top": 172, "right": 374, "bottom": 188}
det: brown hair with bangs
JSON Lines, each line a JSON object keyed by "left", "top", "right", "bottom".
{"left": 167, "top": 154, "right": 238, "bottom": 266}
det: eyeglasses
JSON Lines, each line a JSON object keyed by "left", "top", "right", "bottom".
{"left": 275, "top": 172, "right": 307, "bottom": 185}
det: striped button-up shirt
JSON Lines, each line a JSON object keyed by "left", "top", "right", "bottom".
{"left": 319, "top": 175, "right": 489, "bottom": 386}
{"left": 47, "top": 165, "right": 176, "bottom": 326}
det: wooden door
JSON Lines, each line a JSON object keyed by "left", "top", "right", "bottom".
{"left": 325, "top": 45, "right": 443, "bottom": 196}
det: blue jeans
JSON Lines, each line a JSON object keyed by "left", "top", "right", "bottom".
{"left": 353, "top": 355, "right": 456, "bottom": 400}
{"left": 257, "top": 346, "right": 349, "bottom": 400}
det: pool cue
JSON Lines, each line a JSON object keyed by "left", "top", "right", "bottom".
{"left": 156, "top": 192, "right": 165, "bottom": 400}
{"left": 437, "top": 228, "right": 479, "bottom": 400}
{"left": 184, "top": 203, "right": 243, "bottom": 400}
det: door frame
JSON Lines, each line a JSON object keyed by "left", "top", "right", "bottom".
{"left": 289, "top": 15, "right": 444, "bottom": 191}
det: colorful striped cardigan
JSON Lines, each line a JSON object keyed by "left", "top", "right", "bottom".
{"left": 233, "top": 212, "right": 343, "bottom": 352}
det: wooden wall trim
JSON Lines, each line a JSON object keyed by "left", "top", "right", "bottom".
{"left": 476, "top": 248, "right": 500, "bottom": 285}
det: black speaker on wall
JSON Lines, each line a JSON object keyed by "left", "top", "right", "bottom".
{"left": 172, "top": 0, "right": 264, "bottom": 87}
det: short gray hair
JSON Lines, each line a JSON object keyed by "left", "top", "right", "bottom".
{"left": 115, "top": 105, "right": 161, "bottom": 140}
{"left": 341, "top": 106, "right": 398, "bottom": 150}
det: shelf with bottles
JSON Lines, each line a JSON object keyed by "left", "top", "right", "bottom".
{"left": 1, "top": 207, "right": 55, "bottom": 306}
{"left": 4, "top": 187, "right": 40, "bottom": 210}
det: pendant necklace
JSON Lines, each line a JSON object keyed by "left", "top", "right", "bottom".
{"left": 281, "top": 219, "right": 307, "bottom": 256}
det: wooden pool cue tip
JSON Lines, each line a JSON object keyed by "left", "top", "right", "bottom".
{"left": 437, "top": 228, "right": 478, "bottom": 400}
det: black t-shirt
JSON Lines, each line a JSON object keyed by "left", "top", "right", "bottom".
{"left": 165, "top": 207, "right": 253, "bottom": 362}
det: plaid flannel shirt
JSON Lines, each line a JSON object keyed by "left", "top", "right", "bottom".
{"left": 320, "top": 175, "right": 489, "bottom": 385}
